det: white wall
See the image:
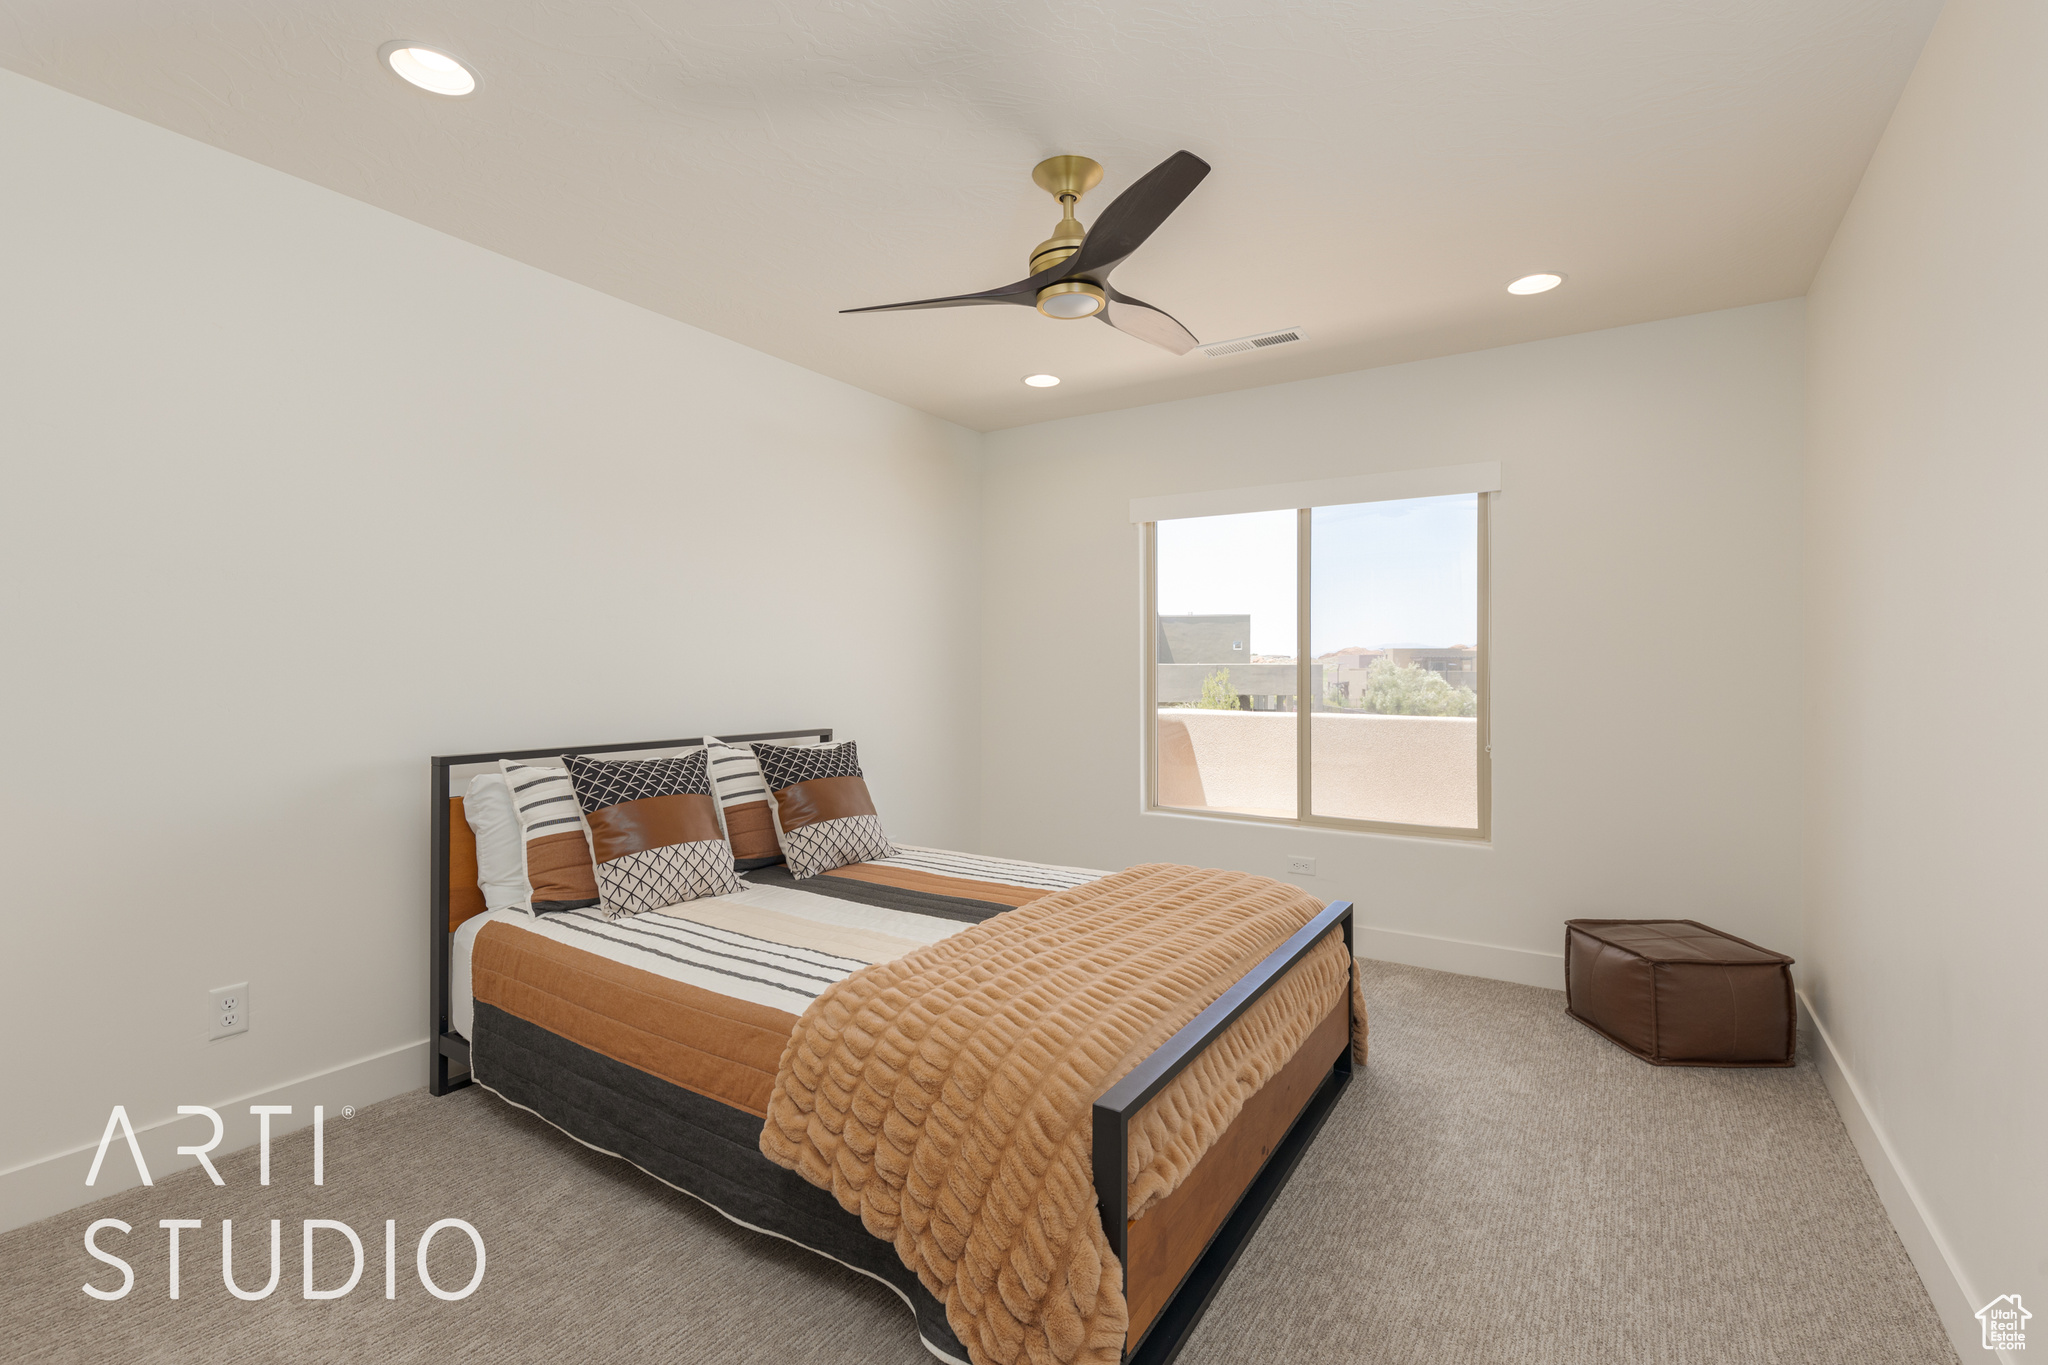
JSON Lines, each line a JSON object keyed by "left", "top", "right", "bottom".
{"left": 0, "top": 70, "right": 981, "bottom": 1227}
{"left": 1803, "top": 1, "right": 2048, "bottom": 1353}
{"left": 979, "top": 300, "right": 1807, "bottom": 988}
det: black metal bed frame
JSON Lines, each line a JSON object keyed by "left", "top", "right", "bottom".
{"left": 427, "top": 730, "right": 1354, "bottom": 1365}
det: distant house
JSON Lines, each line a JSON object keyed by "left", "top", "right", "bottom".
{"left": 1320, "top": 644, "right": 1477, "bottom": 704}
{"left": 1155, "top": 614, "right": 1314, "bottom": 710}
{"left": 1156, "top": 613, "right": 1249, "bottom": 665}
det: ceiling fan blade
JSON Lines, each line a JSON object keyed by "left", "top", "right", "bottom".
{"left": 1062, "top": 150, "right": 1211, "bottom": 281}
{"left": 1099, "top": 286, "right": 1199, "bottom": 355}
{"left": 841, "top": 273, "right": 1048, "bottom": 314}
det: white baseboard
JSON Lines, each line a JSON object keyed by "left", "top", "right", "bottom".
{"left": 1798, "top": 994, "right": 1999, "bottom": 1363}
{"left": 0, "top": 1038, "right": 429, "bottom": 1235}
{"left": 1354, "top": 923, "right": 1565, "bottom": 990}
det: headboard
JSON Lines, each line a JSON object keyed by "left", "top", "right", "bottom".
{"left": 428, "top": 727, "right": 833, "bottom": 1095}
{"left": 445, "top": 797, "right": 486, "bottom": 931}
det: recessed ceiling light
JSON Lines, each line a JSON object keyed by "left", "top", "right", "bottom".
{"left": 1023, "top": 374, "right": 1061, "bottom": 388}
{"left": 379, "top": 41, "right": 478, "bottom": 97}
{"left": 1507, "top": 273, "right": 1565, "bottom": 295}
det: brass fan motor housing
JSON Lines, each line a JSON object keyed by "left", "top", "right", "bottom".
{"left": 1029, "top": 225, "right": 1086, "bottom": 275}
{"left": 1027, "top": 154, "right": 1104, "bottom": 281}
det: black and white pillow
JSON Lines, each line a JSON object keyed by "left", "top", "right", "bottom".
{"left": 562, "top": 749, "right": 741, "bottom": 918}
{"left": 753, "top": 740, "right": 895, "bottom": 879}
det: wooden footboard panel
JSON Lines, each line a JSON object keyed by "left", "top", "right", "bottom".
{"left": 1093, "top": 899, "right": 1357, "bottom": 1365}
{"left": 1124, "top": 996, "right": 1351, "bottom": 1341}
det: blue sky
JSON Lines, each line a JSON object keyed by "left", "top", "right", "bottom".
{"left": 1155, "top": 494, "right": 1478, "bottom": 656}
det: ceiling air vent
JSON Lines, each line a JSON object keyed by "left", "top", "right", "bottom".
{"left": 1200, "top": 327, "right": 1307, "bottom": 359}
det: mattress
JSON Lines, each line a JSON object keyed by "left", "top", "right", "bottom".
{"left": 450, "top": 846, "right": 1111, "bottom": 1364}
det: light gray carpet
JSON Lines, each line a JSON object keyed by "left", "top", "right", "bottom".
{"left": 4, "top": 961, "right": 1958, "bottom": 1364}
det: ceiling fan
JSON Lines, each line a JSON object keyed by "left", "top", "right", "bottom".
{"left": 843, "top": 151, "right": 1211, "bottom": 355}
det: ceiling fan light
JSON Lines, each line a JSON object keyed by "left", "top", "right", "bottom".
{"left": 1037, "top": 281, "right": 1106, "bottom": 319}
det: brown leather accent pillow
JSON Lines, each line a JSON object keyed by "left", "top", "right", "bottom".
{"left": 587, "top": 794, "right": 725, "bottom": 864}
{"left": 752, "top": 740, "right": 896, "bottom": 879}
{"left": 772, "top": 774, "right": 879, "bottom": 833}
{"left": 562, "top": 750, "right": 741, "bottom": 918}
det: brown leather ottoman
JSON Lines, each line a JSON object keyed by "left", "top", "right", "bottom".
{"left": 1564, "top": 920, "right": 1796, "bottom": 1067}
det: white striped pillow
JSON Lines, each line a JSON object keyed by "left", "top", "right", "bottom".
{"left": 496, "top": 761, "right": 600, "bottom": 913}
{"left": 705, "top": 737, "right": 813, "bottom": 870}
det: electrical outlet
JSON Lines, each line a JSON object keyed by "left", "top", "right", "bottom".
{"left": 1287, "top": 856, "right": 1317, "bottom": 877}
{"left": 209, "top": 982, "right": 249, "bottom": 1041}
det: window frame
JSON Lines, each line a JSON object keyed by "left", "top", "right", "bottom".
{"left": 1141, "top": 492, "right": 1491, "bottom": 842}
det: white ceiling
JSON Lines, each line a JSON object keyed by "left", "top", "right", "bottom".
{"left": 0, "top": 0, "right": 1940, "bottom": 431}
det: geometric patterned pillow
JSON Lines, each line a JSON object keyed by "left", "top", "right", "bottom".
{"left": 561, "top": 749, "right": 742, "bottom": 919}
{"left": 752, "top": 740, "right": 895, "bottom": 880}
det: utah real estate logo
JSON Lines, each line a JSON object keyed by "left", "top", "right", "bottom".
{"left": 1976, "top": 1294, "right": 2029, "bottom": 1353}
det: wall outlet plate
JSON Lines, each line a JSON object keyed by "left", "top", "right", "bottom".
{"left": 1287, "top": 856, "right": 1317, "bottom": 876}
{"left": 209, "top": 982, "right": 249, "bottom": 1040}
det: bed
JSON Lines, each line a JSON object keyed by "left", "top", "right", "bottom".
{"left": 430, "top": 730, "right": 1358, "bottom": 1365}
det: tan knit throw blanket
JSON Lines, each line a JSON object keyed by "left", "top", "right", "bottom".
{"left": 758, "top": 863, "right": 1365, "bottom": 1365}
